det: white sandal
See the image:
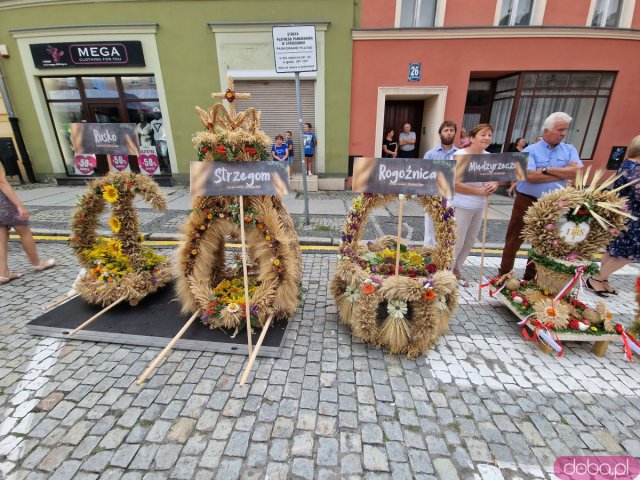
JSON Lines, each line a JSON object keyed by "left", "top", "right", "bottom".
{"left": 0, "top": 272, "right": 23, "bottom": 285}
{"left": 34, "top": 258, "right": 56, "bottom": 272}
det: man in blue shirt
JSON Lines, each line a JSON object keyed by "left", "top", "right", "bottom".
{"left": 423, "top": 121, "right": 459, "bottom": 246}
{"left": 498, "top": 112, "right": 583, "bottom": 280}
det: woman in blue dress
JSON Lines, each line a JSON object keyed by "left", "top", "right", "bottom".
{"left": 587, "top": 135, "right": 640, "bottom": 296}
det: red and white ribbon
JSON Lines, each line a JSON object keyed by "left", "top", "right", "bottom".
{"left": 554, "top": 265, "right": 586, "bottom": 301}
{"left": 616, "top": 324, "right": 640, "bottom": 361}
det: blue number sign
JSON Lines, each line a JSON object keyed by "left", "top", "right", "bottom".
{"left": 408, "top": 63, "right": 421, "bottom": 82}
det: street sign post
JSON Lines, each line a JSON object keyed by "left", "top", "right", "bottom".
{"left": 273, "top": 25, "right": 318, "bottom": 225}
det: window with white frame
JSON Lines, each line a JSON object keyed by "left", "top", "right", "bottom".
{"left": 499, "top": 0, "right": 534, "bottom": 26}
{"left": 400, "top": 0, "right": 438, "bottom": 27}
{"left": 591, "top": 0, "right": 622, "bottom": 27}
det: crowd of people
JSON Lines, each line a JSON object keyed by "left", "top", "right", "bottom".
{"left": 417, "top": 112, "right": 639, "bottom": 298}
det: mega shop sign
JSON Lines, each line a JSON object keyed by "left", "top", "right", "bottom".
{"left": 30, "top": 41, "right": 145, "bottom": 68}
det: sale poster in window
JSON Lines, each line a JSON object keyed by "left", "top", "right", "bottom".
{"left": 137, "top": 146, "right": 160, "bottom": 175}
{"left": 108, "top": 154, "right": 131, "bottom": 173}
{"left": 74, "top": 154, "right": 97, "bottom": 175}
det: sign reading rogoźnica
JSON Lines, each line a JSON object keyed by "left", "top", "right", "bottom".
{"left": 454, "top": 152, "right": 529, "bottom": 183}
{"left": 30, "top": 41, "right": 145, "bottom": 69}
{"left": 70, "top": 123, "right": 139, "bottom": 156}
{"left": 190, "top": 161, "right": 290, "bottom": 197}
{"left": 352, "top": 157, "right": 456, "bottom": 198}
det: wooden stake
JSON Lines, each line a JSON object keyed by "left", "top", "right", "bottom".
{"left": 477, "top": 196, "right": 490, "bottom": 301}
{"left": 395, "top": 196, "right": 404, "bottom": 276}
{"left": 68, "top": 296, "right": 126, "bottom": 336}
{"left": 238, "top": 196, "right": 253, "bottom": 356}
{"left": 136, "top": 309, "right": 201, "bottom": 385}
{"left": 239, "top": 315, "right": 274, "bottom": 386}
{"left": 43, "top": 293, "right": 80, "bottom": 311}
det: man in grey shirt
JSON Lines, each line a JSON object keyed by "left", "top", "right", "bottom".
{"left": 398, "top": 123, "right": 417, "bottom": 158}
{"left": 423, "top": 120, "right": 458, "bottom": 246}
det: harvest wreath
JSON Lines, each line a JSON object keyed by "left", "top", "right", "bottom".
{"left": 175, "top": 82, "right": 302, "bottom": 332}
{"left": 70, "top": 173, "right": 172, "bottom": 307}
{"left": 331, "top": 194, "right": 458, "bottom": 358}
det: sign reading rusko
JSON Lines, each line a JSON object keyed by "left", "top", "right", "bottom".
{"left": 70, "top": 123, "right": 139, "bottom": 156}
{"left": 454, "top": 152, "right": 529, "bottom": 183}
{"left": 30, "top": 41, "right": 145, "bottom": 69}
{"left": 190, "top": 161, "right": 290, "bottom": 196}
{"left": 352, "top": 157, "right": 455, "bottom": 198}
{"left": 272, "top": 25, "right": 317, "bottom": 73}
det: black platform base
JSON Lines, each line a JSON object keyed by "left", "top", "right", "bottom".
{"left": 27, "top": 284, "right": 290, "bottom": 357}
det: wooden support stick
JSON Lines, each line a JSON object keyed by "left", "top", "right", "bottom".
{"left": 239, "top": 315, "right": 273, "bottom": 386}
{"left": 477, "top": 196, "right": 490, "bottom": 301}
{"left": 592, "top": 340, "right": 609, "bottom": 357}
{"left": 43, "top": 293, "right": 80, "bottom": 311}
{"left": 136, "top": 309, "right": 201, "bottom": 385}
{"left": 395, "top": 196, "right": 404, "bottom": 276}
{"left": 238, "top": 196, "right": 253, "bottom": 356}
{"left": 68, "top": 296, "right": 126, "bottom": 336}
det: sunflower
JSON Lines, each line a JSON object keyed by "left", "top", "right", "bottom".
{"left": 109, "top": 216, "right": 121, "bottom": 233}
{"left": 108, "top": 240, "right": 123, "bottom": 255}
{"left": 102, "top": 185, "right": 119, "bottom": 203}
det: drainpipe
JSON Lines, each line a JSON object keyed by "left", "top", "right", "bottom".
{"left": 0, "top": 62, "right": 37, "bottom": 183}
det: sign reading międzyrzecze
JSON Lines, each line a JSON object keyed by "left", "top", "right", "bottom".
{"left": 190, "top": 161, "right": 290, "bottom": 197}
{"left": 30, "top": 41, "right": 145, "bottom": 68}
{"left": 352, "top": 157, "right": 456, "bottom": 198}
{"left": 70, "top": 123, "right": 139, "bottom": 156}
{"left": 454, "top": 152, "right": 529, "bottom": 183}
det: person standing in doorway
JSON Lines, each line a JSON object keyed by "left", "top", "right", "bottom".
{"left": 498, "top": 112, "right": 583, "bottom": 280}
{"left": 303, "top": 123, "right": 317, "bottom": 176}
{"left": 398, "top": 123, "right": 417, "bottom": 158}
{"left": 423, "top": 120, "right": 459, "bottom": 246}
{"left": 285, "top": 131, "right": 294, "bottom": 179}
{"left": 382, "top": 129, "right": 398, "bottom": 158}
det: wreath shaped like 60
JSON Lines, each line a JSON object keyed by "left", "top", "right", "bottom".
{"left": 70, "top": 172, "right": 172, "bottom": 307}
{"left": 175, "top": 194, "right": 302, "bottom": 331}
{"left": 330, "top": 194, "right": 458, "bottom": 358}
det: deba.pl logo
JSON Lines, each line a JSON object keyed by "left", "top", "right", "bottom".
{"left": 555, "top": 456, "right": 640, "bottom": 480}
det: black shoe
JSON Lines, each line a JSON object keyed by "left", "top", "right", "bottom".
{"left": 586, "top": 277, "right": 609, "bottom": 297}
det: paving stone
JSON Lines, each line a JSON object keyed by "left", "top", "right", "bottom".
{"left": 363, "top": 445, "right": 390, "bottom": 472}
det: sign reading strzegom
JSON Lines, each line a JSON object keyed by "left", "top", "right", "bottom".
{"left": 272, "top": 25, "right": 317, "bottom": 73}
{"left": 70, "top": 123, "right": 139, "bottom": 156}
{"left": 30, "top": 41, "right": 145, "bottom": 69}
{"left": 352, "top": 157, "right": 456, "bottom": 198}
{"left": 190, "top": 161, "right": 290, "bottom": 197}
{"left": 454, "top": 152, "right": 529, "bottom": 183}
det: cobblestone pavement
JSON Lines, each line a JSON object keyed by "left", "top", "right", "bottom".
{"left": 1, "top": 242, "right": 640, "bottom": 479}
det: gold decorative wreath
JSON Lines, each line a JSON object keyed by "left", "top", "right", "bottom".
{"left": 330, "top": 194, "right": 458, "bottom": 358}
{"left": 70, "top": 173, "right": 172, "bottom": 307}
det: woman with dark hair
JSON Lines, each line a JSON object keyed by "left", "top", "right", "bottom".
{"left": 507, "top": 138, "right": 528, "bottom": 196}
{"left": 451, "top": 124, "right": 499, "bottom": 286}
{"left": 382, "top": 129, "right": 398, "bottom": 158}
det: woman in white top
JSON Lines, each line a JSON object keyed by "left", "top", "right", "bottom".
{"left": 451, "top": 124, "right": 498, "bottom": 287}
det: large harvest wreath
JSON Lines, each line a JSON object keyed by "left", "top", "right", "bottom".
{"left": 521, "top": 169, "right": 634, "bottom": 296}
{"left": 70, "top": 173, "right": 172, "bottom": 306}
{"left": 331, "top": 194, "right": 458, "bottom": 358}
{"left": 175, "top": 92, "right": 302, "bottom": 331}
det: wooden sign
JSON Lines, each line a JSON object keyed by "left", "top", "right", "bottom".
{"left": 352, "top": 157, "right": 455, "bottom": 198}
{"left": 190, "top": 161, "right": 289, "bottom": 197}
{"left": 454, "top": 152, "right": 528, "bottom": 183}
{"left": 70, "top": 123, "right": 139, "bottom": 156}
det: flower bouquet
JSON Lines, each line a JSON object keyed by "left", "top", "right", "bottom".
{"left": 331, "top": 194, "right": 459, "bottom": 358}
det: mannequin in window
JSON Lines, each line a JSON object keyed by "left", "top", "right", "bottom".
{"left": 150, "top": 107, "right": 168, "bottom": 170}
{"left": 135, "top": 113, "right": 153, "bottom": 148}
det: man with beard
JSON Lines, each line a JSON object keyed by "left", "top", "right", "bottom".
{"left": 422, "top": 120, "right": 458, "bottom": 246}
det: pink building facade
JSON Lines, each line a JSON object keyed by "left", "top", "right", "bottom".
{"left": 351, "top": 0, "right": 640, "bottom": 171}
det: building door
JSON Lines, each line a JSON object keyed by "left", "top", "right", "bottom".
{"left": 384, "top": 100, "right": 424, "bottom": 157}
{"left": 86, "top": 102, "right": 129, "bottom": 175}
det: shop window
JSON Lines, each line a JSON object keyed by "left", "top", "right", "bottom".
{"left": 591, "top": 0, "right": 622, "bottom": 27}
{"left": 42, "top": 75, "right": 171, "bottom": 177}
{"left": 483, "top": 72, "right": 615, "bottom": 159}
{"left": 498, "top": 0, "right": 534, "bottom": 26}
{"left": 400, "top": 0, "right": 438, "bottom": 27}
